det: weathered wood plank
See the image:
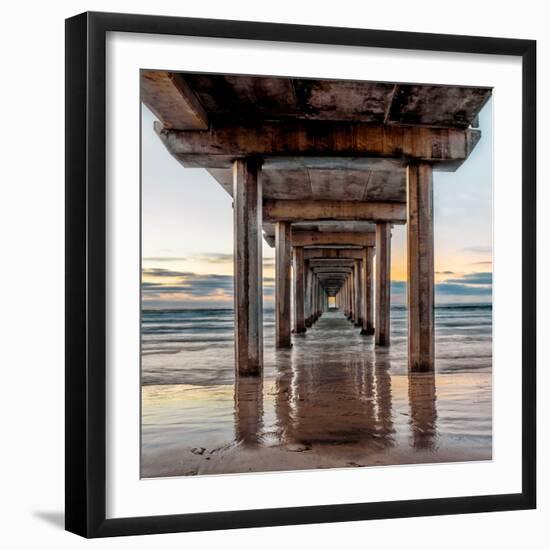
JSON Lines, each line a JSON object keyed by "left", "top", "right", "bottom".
{"left": 292, "top": 231, "right": 376, "bottom": 247}
{"left": 155, "top": 120, "right": 481, "bottom": 167}
{"left": 312, "top": 267, "right": 353, "bottom": 273}
{"left": 407, "top": 163, "right": 435, "bottom": 372}
{"left": 142, "top": 71, "right": 209, "bottom": 130}
{"left": 264, "top": 200, "right": 406, "bottom": 223}
{"left": 375, "top": 223, "right": 391, "bottom": 346}
{"left": 304, "top": 249, "right": 365, "bottom": 260}
{"left": 308, "top": 259, "right": 355, "bottom": 267}
{"left": 233, "top": 159, "right": 263, "bottom": 375}
{"left": 275, "top": 221, "right": 292, "bottom": 348}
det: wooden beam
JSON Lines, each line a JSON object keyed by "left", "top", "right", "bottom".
{"left": 292, "top": 231, "right": 375, "bottom": 247}
{"left": 264, "top": 200, "right": 405, "bottom": 223}
{"left": 375, "top": 223, "right": 391, "bottom": 346}
{"left": 155, "top": 120, "right": 481, "bottom": 168}
{"left": 361, "top": 247, "right": 375, "bottom": 335}
{"left": 313, "top": 267, "right": 353, "bottom": 273}
{"left": 293, "top": 246, "right": 306, "bottom": 334}
{"left": 304, "top": 249, "right": 364, "bottom": 260}
{"left": 233, "top": 159, "right": 263, "bottom": 375}
{"left": 275, "top": 221, "right": 292, "bottom": 348}
{"left": 142, "top": 71, "right": 208, "bottom": 130}
{"left": 407, "top": 163, "right": 435, "bottom": 372}
{"left": 309, "top": 259, "right": 355, "bottom": 267}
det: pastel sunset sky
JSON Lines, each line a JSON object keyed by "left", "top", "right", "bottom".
{"left": 142, "top": 96, "right": 493, "bottom": 309}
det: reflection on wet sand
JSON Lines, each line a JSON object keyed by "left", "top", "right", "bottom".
{"left": 408, "top": 373, "right": 437, "bottom": 450}
{"left": 271, "top": 350, "right": 396, "bottom": 453}
{"left": 141, "top": 311, "right": 492, "bottom": 478}
{"left": 234, "top": 375, "right": 263, "bottom": 447}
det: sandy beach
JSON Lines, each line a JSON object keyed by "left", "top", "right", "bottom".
{"left": 141, "top": 308, "right": 492, "bottom": 478}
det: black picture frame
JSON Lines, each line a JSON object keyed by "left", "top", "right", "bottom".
{"left": 65, "top": 11, "right": 536, "bottom": 538}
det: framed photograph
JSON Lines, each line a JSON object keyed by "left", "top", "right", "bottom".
{"left": 65, "top": 11, "right": 536, "bottom": 537}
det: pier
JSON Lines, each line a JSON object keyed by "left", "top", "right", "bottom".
{"left": 142, "top": 72, "right": 491, "bottom": 375}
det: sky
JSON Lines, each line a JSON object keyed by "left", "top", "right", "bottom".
{"left": 142, "top": 96, "right": 493, "bottom": 309}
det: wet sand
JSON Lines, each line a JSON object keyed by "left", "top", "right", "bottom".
{"left": 141, "top": 310, "right": 492, "bottom": 478}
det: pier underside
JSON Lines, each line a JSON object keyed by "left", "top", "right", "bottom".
{"left": 142, "top": 71, "right": 491, "bottom": 375}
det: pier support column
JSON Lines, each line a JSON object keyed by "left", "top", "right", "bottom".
{"left": 305, "top": 267, "right": 313, "bottom": 327}
{"left": 350, "top": 274, "right": 354, "bottom": 320}
{"left": 354, "top": 259, "right": 362, "bottom": 327}
{"left": 375, "top": 222, "right": 391, "bottom": 346}
{"left": 407, "top": 163, "right": 435, "bottom": 372}
{"left": 312, "top": 276, "right": 318, "bottom": 322}
{"left": 361, "top": 247, "right": 375, "bottom": 335}
{"left": 293, "top": 246, "right": 306, "bottom": 333}
{"left": 344, "top": 276, "right": 349, "bottom": 318}
{"left": 346, "top": 275, "right": 353, "bottom": 319}
{"left": 351, "top": 269, "right": 357, "bottom": 323}
{"left": 276, "top": 221, "right": 292, "bottom": 348}
{"left": 233, "top": 158, "right": 263, "bottom": 375}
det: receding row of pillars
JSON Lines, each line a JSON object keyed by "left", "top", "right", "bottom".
{"left": 233, "top": 158, "right": 435, "bottom": 376}
{"left": 277, "top": 221, "right": 327, "bottom": 347}
{"left": 333, "top": 229, "right": 389, "bottom": 345}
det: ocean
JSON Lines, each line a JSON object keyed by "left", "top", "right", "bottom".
{"left": 141, "top": 304, "right": 492, "bottom": 385}
{"left": 141, "top": 305, "right": 492, "bottom": 477}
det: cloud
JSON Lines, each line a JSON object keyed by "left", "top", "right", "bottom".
{"left": 143, "top": 267, "right": 194, "bottom": 277}
{"left": 193, "top": 253, "right": 233, "bottom": 264}
{"left": 144, "top": 253, "right": 276, "bottom": 267}
{"left": 436, "top": 270, "right": 455, "bottom": 275}
{"left": 462, "top": 245, "right": 492, "bottom": 253}
{"left": 444, "top": 272, "right": 492, "bottom": 285}
{"left": 142, "top": 268, "right": 275, "bottom": 303}
{"left": 143, "top": 256, "right": 187, "bottom": 262}
{"left": 435, "top": 282, "right": 491, "bottom": 296}
{"left": 391, "top": 271, "right": 492, "bottom": 300}
{"left": 143, "top": 253, "right": 234, "bottom": 265}
{"left": 471, "top": 260, "right": 492, "bottom": 266}
{"left": 142, "top": 271, "right": 233, "bottom": 299}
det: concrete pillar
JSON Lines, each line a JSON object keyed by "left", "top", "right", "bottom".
{"left": 407, "top": 163, "right": 435, "bottom": 372}
{"left": 361, "top": 247, "right": 375, "bottom": 335}
{"left": 375, "top": 222, "right": 391, "bottom": 346}
{"left": 347, "top": 276, "right": 352, "bottom": 318}
{"left": 354, "top": 259, "right": 362, "bottom": 327}
{"left": 342, "top": 277, "right": 348, "bottom": 317}
{"left": 305, "top": 267, "right": 313, "bottom": 327}
{"left": 350, "top": 270, "right": 356, "bottom": 322}
{"left": 312, "top": 276, "right": 318, "bottom": 322}
{"left": 275, "top": 221, "right": 292, "bottom": 348}
{"left": 344, "top": 277, "right": 348, "bottom": 317}
{"left": 233, "top": 158, "right": 263, "bottom": 375}
{"left": 349, "top": 270, "right": 355, "bottom": 323}
{"left": 293, "top": 246, "right": 306, "bottom": 333}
